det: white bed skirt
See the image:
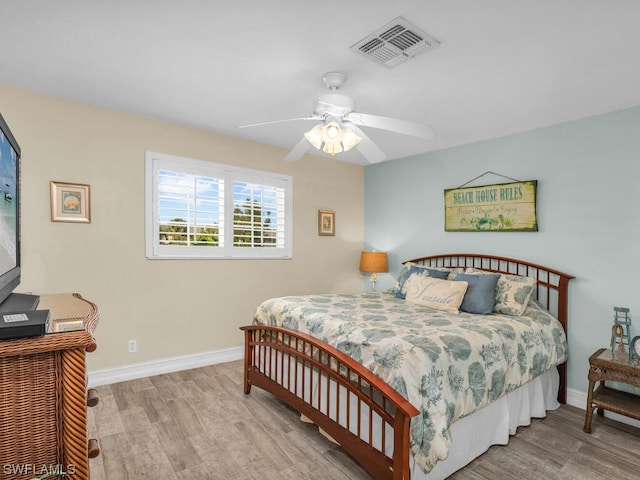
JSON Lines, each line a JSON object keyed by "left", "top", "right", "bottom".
{"left": 412, "top": 367, "right": 560, "bottom": 479}
{"left": 261, "top": 349, "right": 560, "bottom": 479}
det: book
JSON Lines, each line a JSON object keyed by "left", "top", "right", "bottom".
{"left": 0, "top": 309, "right": 50, "bottom": 340}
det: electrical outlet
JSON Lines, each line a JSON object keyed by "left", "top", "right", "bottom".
{"left": 128, "top": 339, "right": 137, "bottom": 353}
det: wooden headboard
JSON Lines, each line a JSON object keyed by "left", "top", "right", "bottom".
{"left": 405, "top": 253, "right": 575, "bottom": 403}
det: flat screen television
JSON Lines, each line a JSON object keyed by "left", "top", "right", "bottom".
{"left": 0, "top": 112, "right": 36, "bottom": 312}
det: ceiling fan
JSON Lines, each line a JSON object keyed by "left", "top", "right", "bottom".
{"left": 240, "top": 72, "right": 434, "bottom": 164}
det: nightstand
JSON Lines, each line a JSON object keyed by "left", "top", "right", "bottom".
{"left": 584, "top": 348, "right": 640, "bottom": 433}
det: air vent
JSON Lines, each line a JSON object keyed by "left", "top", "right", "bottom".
{"left": 350, "top": 16, "right": 440, "bottom": 68}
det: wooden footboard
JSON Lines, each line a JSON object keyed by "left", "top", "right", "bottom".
{"left": 241, "top": 325, "right": 420, "bottom": 480}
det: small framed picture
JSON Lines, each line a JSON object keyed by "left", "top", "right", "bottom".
{"left": 50, "top": 181, "right": 91, "bottom": 223}
{"left": 318, "top": 209, "right": 335, "bottom": 236}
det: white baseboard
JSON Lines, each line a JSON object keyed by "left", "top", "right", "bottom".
{"left": 566, "top": 387, "right": 586, "bottom": 409}
{"left": 87, "top": 346, "right": 243, "bottom": 387}
{"left": 566, "top": 387, "right": 640, "bottom": 429}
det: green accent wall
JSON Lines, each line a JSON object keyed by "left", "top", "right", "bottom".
{"left": 364, "top": 106, "right": 640, "bottom": 394}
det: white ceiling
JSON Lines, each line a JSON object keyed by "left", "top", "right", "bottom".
{"left": 1, "top": 1, "right": 639, "bottom": 165}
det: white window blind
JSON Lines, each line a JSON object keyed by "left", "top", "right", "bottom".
{"left": 157, "top": 169, "right": 224, "bottom": 247}
{"left": 146, "top": 152, "right": 292, "bottom": 259}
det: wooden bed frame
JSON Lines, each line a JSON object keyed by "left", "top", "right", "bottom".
{"left": 241, "top": 254, "right": 574, "bottom": 480}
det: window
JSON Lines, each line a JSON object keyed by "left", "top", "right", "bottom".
{"left": 146, "top": 151, "right": 292, "bottom": 259}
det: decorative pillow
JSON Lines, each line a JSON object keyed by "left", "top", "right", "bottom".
{"left": 465, "top": 268, "right": 536, "bottom": 316}
{"left": 447, "top": 269, "right": 463, "bottom": 280}
{"left": 495, "top": 274, "right": 536, "bottom": 316}
{"left": 390, "top": 262, "right": 415, "bottom": 295}
{"left": 403, "top": 274, "right": 468, "bottom": 313}
{"left": 394, "top": 264, "right": 450, "bottom": 299}
{"left": 452, "top": 273, "right": 500, "bottom": 315}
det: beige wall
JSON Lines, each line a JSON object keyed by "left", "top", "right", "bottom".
{"left": 0, "top": 84, "right": 364, "bottom": 371}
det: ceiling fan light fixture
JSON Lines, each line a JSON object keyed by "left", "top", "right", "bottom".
{"left": 323, "top": 140, "right": 343, "bottom": 156}
{"left": 304, "top": 124, "right": 324, "bottom": 149}
{"left": 304, "top": 121, "right": 362, "bottom": 157}
{"left": 341, "top": 127, "right": 361, "bottom": 151}
{"left": 322, "top": 122, "right": 344, "bottom": 156}
{"left": 323, "top": 122, "right": 342, "bottom": 141}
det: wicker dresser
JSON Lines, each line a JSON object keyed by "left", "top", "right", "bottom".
{"left": 0, "top": 293, "right": 99, "bottom": 480}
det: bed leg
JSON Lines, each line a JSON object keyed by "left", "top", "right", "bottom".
{"left": 558, "top": 362, "right": 567, "bottom": 404}
{"left": 243, "top": 328, "right": 253, "bottom": 394}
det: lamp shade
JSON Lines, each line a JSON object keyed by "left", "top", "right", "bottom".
{"left": 359, "top": 251, "right": 388, "bottom": 273}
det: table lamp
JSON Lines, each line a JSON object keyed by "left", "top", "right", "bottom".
{"left": 359, "top": 251, "right": 388, "bottom": 292}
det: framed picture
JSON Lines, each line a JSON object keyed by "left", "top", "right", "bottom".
{"left": 50, "top": 181, "right": 91, "bottom": 223}
{"left": 318, "top": 209, "right": 335, "bottom": 236}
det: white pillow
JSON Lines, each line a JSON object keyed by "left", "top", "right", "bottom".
{"left": 404, "top": 274, "right": 468, "bottom": 314}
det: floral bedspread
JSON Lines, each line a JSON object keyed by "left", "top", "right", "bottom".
{"left": 253, "top": 292, "right": 567, "bottom": 473}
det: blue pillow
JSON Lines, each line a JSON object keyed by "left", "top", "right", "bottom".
{"left": 395, "top": 265, "right": 450, "bottom": 299}
{"left": 453, "top": 273, "right": 500, "bottom": 314}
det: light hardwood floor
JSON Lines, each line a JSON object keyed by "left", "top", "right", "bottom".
{"left": 87, "top": 360, "right": 640, "bottom": 479}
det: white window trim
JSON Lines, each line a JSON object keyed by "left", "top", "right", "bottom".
{"left": 145, "top": 151, "right": 292, "bottom": 259}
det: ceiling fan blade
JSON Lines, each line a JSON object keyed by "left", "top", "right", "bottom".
{"left": 283, "top": 137, "right": 311, "bottom": 162}
{"left": 239, "top": 116, "right": 321, "bottom": 129}
{"left": 347, "top": 124, "right": 386, "bottom": 164}
{"left": 346, "top": 112, "right": 434, "bottom": 140}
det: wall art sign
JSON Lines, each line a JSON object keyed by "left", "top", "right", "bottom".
{"left": 444, "top": 180, "right": 537, "bottom": 232}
